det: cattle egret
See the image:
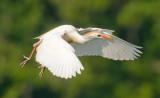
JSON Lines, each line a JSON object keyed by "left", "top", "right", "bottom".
{"left": 20, "top": 25, "right": 142, "bottom": 79}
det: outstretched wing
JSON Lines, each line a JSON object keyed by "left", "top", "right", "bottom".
{"left": 71, "top": 30, "right": 142, "bottom": 60}
{"left": 77, "top": 27, "right": 114, "bottom": 35}
{"left": 35, "top": 27, "right": 84, "bottom": 79}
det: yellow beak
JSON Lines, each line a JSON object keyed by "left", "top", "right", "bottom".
{"left": 101, "top": 35, "right": 113, "bottom": 39}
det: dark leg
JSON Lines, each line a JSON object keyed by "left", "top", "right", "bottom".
{"left": 20, "top": 40, "right": 42, "bottom": 68}
{"left": 39, "top": 66, "right": 46, "bottom": 78}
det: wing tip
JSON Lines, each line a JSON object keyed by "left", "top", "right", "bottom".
{"left": 47, "top": 67, "right": 84, "bottom": 79}
{"left": 135, "top": 46, "right": 143, "bottom": 49}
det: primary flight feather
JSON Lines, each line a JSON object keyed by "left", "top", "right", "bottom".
{"left": 20, "top": 25, "right": 142, "bottom": 79}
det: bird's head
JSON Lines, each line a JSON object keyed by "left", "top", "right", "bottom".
{"left": 83, "top": 31, "right": 113, "bottom": 41}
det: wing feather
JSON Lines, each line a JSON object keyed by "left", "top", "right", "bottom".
{"left": 77, "top": 27, "right": 114, "bottom": 35}
{"left": 115, "top": 36, "right": 141, "bottom": 60}
{"left": 36, "top": 35, "right": 84, "bottom": 79}
{"left": 71, "top": 35, "right": 142, "bottom": 60}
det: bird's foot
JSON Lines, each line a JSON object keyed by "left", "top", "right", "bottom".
{"left": 39, "top": 66, "right": 45, "bottom": 79}
{"left": 20, "top": 55, "right": 30, "bottom": 68}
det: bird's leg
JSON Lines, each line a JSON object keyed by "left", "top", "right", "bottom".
{"left": 39, "top": 66, "right": 46, "bottom": 78}
{"left": 20, "top": 47, "right": 37, "bottom": 68}
{"left": 20, "top": 40, "right": 42, "bottom": 68}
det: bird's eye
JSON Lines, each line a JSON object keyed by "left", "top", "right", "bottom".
{"left": 98, "top": 34, "right": 101, "bottom": 37}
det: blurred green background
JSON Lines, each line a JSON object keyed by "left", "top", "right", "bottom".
{"left": 0, "top": 0, "right": 160, "bottom": 98}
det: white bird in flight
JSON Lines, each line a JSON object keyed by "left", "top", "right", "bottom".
{"left": 20, "top": 25, "right": 142, "bottom": 79}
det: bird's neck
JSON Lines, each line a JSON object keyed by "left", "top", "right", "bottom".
{"left": 70, "top": 33, "right": 90, "bottom": 44}
{"left": 82, "top": 36, "right": 93, "bottom": 43}
{"left": 64, "top": 32, "right": 93, "bottom": 44}
{"left": 73, "top": 33, "right": 95, "bottom": 43}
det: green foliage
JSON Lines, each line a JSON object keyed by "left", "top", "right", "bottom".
{"left": 0, "top": 0, "right": 160, "bottom": 98}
